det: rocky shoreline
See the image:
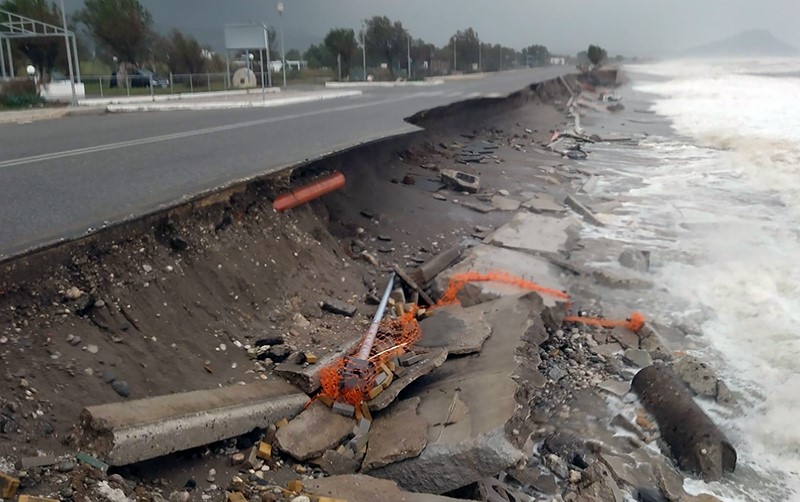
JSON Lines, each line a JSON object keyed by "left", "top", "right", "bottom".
{"left": 0, "top": 72, "right": 738, "bottom": 502}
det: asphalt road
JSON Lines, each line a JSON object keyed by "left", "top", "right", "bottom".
{"left": 0, "top": 67, "right": 569, "bottom": 259}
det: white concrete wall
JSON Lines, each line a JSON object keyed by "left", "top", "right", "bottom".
{"left": 42, "top": 82, "right": 86, "bottom": 102}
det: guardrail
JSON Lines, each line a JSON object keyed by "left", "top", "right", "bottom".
{"left": 80, "top": 72, "right": 267, "bottom": 98}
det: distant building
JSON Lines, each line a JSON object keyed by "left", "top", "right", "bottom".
{"left": 550, "top": 57, "right": 566, "bottom": 66}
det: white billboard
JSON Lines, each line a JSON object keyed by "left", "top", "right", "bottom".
{"left": 224, "top": 24, "right": 268, "bottom": 50}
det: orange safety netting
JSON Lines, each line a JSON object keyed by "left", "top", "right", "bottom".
{"left": 318, "top": 270, "right": 645, "bottom": 407}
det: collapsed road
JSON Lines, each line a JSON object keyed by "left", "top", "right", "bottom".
{"left": 0, "top": 70, "right": 732, "bottom": 502}
{"left": 0, "top": 68, "right": 568, "bottom": 260}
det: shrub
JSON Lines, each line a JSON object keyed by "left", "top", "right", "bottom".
{"left": 0, "top": 79, "right": 43, "bottom": 108}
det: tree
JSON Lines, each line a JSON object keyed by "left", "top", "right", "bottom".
{"left": 77, "top": 0, "right": 152, "bottom": 70}
{"left": 364, "top": 15, "right": 406, "bottom": 77}
{"left": 523, "top": 44, "right": 549, "bottom": 67}
{"left": 303, "top": 43, "right": 334, "bottom": 69}
{"left": 447, "top": 28, "right": 479, "bottom": 72}
{"left": 162, "top": 29, "right": 205, "bottom": 74}
{"left": 323, "top": 28, "right": 358, "bottom": 80}
{"left": 587, "top": 44, "right": 607, "bottom": 67}
{"left": 285, "top": 48, "right": 302, "bottom": 61}
{"left": 1, "top": 0, "right": 65, "bottom": 79}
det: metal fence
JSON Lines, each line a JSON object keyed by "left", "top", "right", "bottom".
{"left": 80, "top": 72, "right": 272, "bottom": 98}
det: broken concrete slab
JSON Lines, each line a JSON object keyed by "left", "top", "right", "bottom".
{"left": 565, "top": 194, "right": 604, "bottom": 226}
{"left": 610, "top": 326, "right": 639, "bottom": 349}
{"left": 417, "top": 303, "right": 493, "bottom": 355}
{"left": 441, "top": 169, "right": 480, "bottom": 193}
{"left": 275, "top": 401, "right": 355, "bottom": 461}
{"left": 304, "top": 474, "right": 470, "bottom": 502}
{"left": 522, "top": 193, "right": 565, "bottom": 214}
{"left": 368, "top": 348, "right": 448, "bottom": 412}
{"left": 275, "top": 336, "right": 362, "bottom": 394}
{"left": 490, "top": 195, "right": 521, "bottom": 211}
{"left": 486, "top": 212, "right": 578, "bottom": 255}
{"left": 312, "top": 448, "right": 362, "bottom": 476}
{"left": 598, "top": 379, "right": 631, "bottom": 397}
{"left": 638, "top": 323, "right": 672, "bottom": 362}
{"left": 624, "top": 348, "right": 653, "bottom": 368}
{"left": 79, "top": 379, "right": 306, "bottom": 466}
{"left": 461, "top": 200, "right": 495, "bottom": 214}
{"left": 362, "top": 397, "right": 428, "bottom": 471}
{"left": 321, "top": 300, "right": 357, "bottom": 317}
{"left": 410, "top": 247, "right": 462, "bottom": 287}
{"left": 369, "top": 294, "right": 541, "bottom": 494}
{"left": 434, "top": 245, "right": 565, "bottom": 308}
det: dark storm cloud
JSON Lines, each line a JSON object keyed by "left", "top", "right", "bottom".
{"left": 63, "top": 0, "right": 800, "bottom": 55}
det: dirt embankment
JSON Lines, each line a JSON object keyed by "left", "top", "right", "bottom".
{"left": 0, "top": 76, "right": 574, "bottom": 492}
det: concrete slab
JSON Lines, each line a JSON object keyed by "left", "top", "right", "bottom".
{"left": 79, "top": 379, "right": 306, "bottom": 466}
{"left": 565, "top": 194, "right": 605, "bottom": 226}
{"left": 434, "top": 245, "right": 565, "bottom": 308}
{"left": 417, "top": 304, "right": 493, "bottom": 355}
{"left": 369, "top": 294, "right": 542, "bottom": 494}
{"left": 486, "top": 212, "right": 578, "bottom": 254}
{"left": 275, "top": 401, "right": 355, "bottom": 461}
{"left": 304, "top": 474, "right": 471, "bottom": 502}
{"left": 368, "top": 348, "right": 448, "bottom": 412}
{"left": 490, "top": 195, "right": 522, "bottom": 211}
{"left": 522, "top": 194, "right": 566, "bottom": 214}
{"left": 363, "top": 397, "right": 428, "bottom": 471}
{"left": 275, "top": 336, "right": 363, "bottom": 393}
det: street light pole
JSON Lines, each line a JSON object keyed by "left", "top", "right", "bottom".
{"left": 453, "top": 35, "right": 457, "bottom": 73}
{"left": 59, "top": 0, "right": 77, "bottom": 106}
{"left": 406, "top": 32, "right": 411, "bottom": 80}
{"left": 277, "top": 2, "right": 286, "bottom": 87}
{"left": 477, "top": 33, "right": 481, "bottom": 72}
{"left": 361, "top": 22, "right": 367, "bottom": 81}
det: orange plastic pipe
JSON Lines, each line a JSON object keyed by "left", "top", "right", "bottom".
{"left": 273, "top": 172, "right": 345, "bottom": 212}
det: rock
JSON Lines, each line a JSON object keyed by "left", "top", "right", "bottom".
{"left": 362, "top": 397, "right": 427, "bottom": 471}
{"left": 461, "top": 200, "right": 495, "bottom": 213}
{"left": 569, "top": 469, "right": 582, "bottom": 484}
{"left": 65, "top": 286, "right": 84, "bottom": 300}
{"left": 275, "top": 401, "right": 355, "bottom": 461}
{"left": 433, "top": 193, "right": 447, "bottom": 201}
{"left": 441, "top": 169, "right": 480, "bottom": 193}
{"left": 579, "top": 461, "right": 625, "bottom": 502}
{"left": 636, "top": 486, "right": 668, "bottom": 502}
{"left": 637, "top": 323, "right": 671, "bottom": 361}
{"left": 624, "top": 348, "right": 653, "bottom": 368}
{"left": 619, "top": 250, "right": 650, "bottom": 272}
{"left": 231, "top": 453, "right": 245, "bottom": 465}
{"left": 598, "top": 379, "right": 630, "bottom": 397}
{"left": 417, "top": 303, "right": 493, "bottom": 355}
{"left": 142, "top": 264, "right": 153, "bottom": 273}
{"left": 715, "top": 381, "right": 736, "bottom": 406}
{"left": 304, "top": 474, "right": 463, "bottom": 502}
{"left": 543, "top": 431, "right": 589, "bottom": 468}
{"left": 292, "top": 313, "right": 311, "bottom": 328}
{"left": 267, "top": 345, "right": 292, "bottom": 363}
{"left": 591, "top": 342, "right": 623, "bottom": 357}
{"left": 671, "top": 356, "right": 717, "bottom": 398}
{"left": 611, "top": 326, "right": 639, "bottom": 349}
{"left": 611, "top": 414, "right": 645, "bottom": 440}
{"left": 498, "top": 189, "right": 510, "bottom": 196}
{"left": 681, "top": 495, "right": 724, "bottom": 502}
{"left": 321, "top": 300, "right": 357, "bottom": 317}
{"left": 544, "top": 453, "right": 569, "bottom": 478}
{"left": 87, "top": 344, "right": 99, "bottom": 354}
{"left": 169, "top": 491, "right": 191, "bottom": 502}
{"left": 111, "top": 380, "right": 130, "bottom": 398}
{"left": 57, "top": 461, "right": 76, "bottom": 472}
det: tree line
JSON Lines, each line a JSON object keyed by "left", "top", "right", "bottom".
{"left": 1, "top": 0, "right": 610, "bottom": 80}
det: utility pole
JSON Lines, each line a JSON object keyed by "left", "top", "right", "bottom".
{"left": 277, "top": 2, "right": 287, "bottom": 87}
{"left": 59, "top": 0, "right": 77, "bottom": 106}
{"left": 477, "top": 33, "right": 481, "bottom": 72}
{"left": 453, "top": 35, "right": 457, "bottom": 73}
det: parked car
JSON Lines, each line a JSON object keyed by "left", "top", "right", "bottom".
{"left": 129, "top": 69, "right": 170, "bottom": 88}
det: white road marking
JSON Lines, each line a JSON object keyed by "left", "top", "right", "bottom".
{"left": 0, "top": 94, "right": 421, "bottom": 169}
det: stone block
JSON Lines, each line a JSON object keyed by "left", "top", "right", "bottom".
{"left": 275, "top": 402, "right": 355, "bottom": 461}
{"left": 257, "top": 441, "right": 272, "bottom": 460}
{"left": 362, "top": 397, "right": 427, "bottom": 471}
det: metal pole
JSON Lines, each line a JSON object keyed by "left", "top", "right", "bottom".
{"left": 189, "top": 74, "right": 193, "bottom": 93}
{"left": 207, "top": 72, "right": 210, "bottom": 91}
{"left": 406, "top": 33, "right": 411, "bottom": 79}
{"left": 149, "top": 76, "right": 154, "bottom": 101}
{"left": 279, "top": 11, "right": 286, "bottom": 87}
{"left": 259, "top": 48, "right": 265, "bottom": 99}
{"left": 99, "top": 76, "right": 103, "bottom": 98}
{"left": 225, "top": 52, "right": 230, "bottom": 89}
{"left": 337, "top": 53, "right": 341, "bottom": 82}
{"left": 71, "top": 34, "right": 81, "bottom": 83}
{"left": 170, "top": 72, "right": 173, "bottom": 94}
{"left": 453, "top": 36, "right": 456, "bottom": 73}
{"left": 59, "top": 0, "right": 77, "bottom": 106}
{"left": 356, "top": 273, "right": 396, "bottom": 361}
{"left": 0, "top": 36, "right": 6, "bottom": 78}
{"left": 478, "top": 36, "right": 481, "bottom": 72}
{"left": 6, "top": 38, "right": 15, "bottom": 77}
{"left": 265, "top": 28, "right": 272, "bottom": 88}
{"left": 361, "top": 24, "right": 367, "bottom": 81}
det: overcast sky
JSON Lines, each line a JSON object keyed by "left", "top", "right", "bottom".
{"left": 63, "top": 0, "right": 800, "bottom": 56}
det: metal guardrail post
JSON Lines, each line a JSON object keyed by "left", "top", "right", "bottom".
{"left": 150, "top": 76, "right": 154, "bottom": 101}
{"left": 99, "top": 76, "right": 104, "bottom": 98}
{"left": 207, "top": 72, "right": 210, "bottom": 92}
{"left": 126, "top": 75, "right": 130, "bottom": 96}
{"left": 170, "top": 72, "right": 173, "bottom": 94}
{"left": 189, "top": 74, "right": 193, "bottom": 93}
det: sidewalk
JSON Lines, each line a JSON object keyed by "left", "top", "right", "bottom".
{"left": 104, "top": 89, "right": 362, "bottom": 112}
{"left": 325, "top": 79, "right": 444, "bottom": 88}
{"left": 78, "top": 87, "right": 281, "bottom": 106}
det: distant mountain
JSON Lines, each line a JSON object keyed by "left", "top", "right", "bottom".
{"left": 685, "top": 29, "right": 799, "bottom": 57}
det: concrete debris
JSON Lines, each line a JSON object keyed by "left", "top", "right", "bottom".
{"left": 486, "top": 211, "right": 578, "bottom": 255}
{"left": 476, "top": 476, "right": 529, "bottom": 502}
{"left": 593, "top": 269, "right": 654, "bottom": 290}
{"left": 17, "top": 455, "right": 59, "bottom": 470}
{"left": 0, "top": 471, "right": 20, "bottom": 499}
{"left": 611, "top": 326, "right": 640, "bottom": 349}
{"left": 321, "top": 300, "right": 357, "bottom": 317}
{"left": 368, "top": 348, "right": 448, "bottom": 412}
{"left": 578, "top": 461, "right": 626, "bottom": 502}
{"left": 275, "top": 401, "right": 355, "bottom": 461}
{"left": 671, "top": 355, "right": 718, "bottom": 398}
{"left": 624, "top": 348, "right": 653, "bottom": 368}
{"left": 522, "top": 193, "right": 565, "bottom": 214}
{"left": 304, "top": 474, "right": 470, "bottom": 502}
{"left": 441, "top": 169, "right": 480, "bottom": 193}
{"left": 275, "top": 336, "right": 363, "bottom": 393}
{"left": 410, "top": 246, "right": 462, "bottom": 287}
{"left": 632, "top": 365, "right": 737, "bottom": 481}
{"left": 490, "top": 195, "right": 521, "bottom": 211}
{"left": 508, "top": 468, "right": 558, "bottom": 495}
{"left": 619, "top": 249, "right": 651, "bottom": 272}
{"left": 598, "top": 379, "right": 631, "bottom": 397}
{"left": 315, "top": 448, "right": 362, "bottom": 476}
{"left": 461, "top": 200, "right": 495, "bottom": 213}
{"left": 363, "top": 397, "right": 428, "bottom": 471}
{"left": 638, "top": 323, "right": 672, "bottom": 361}
{"left": 417, "top": 303, "right": 493, "bottom": 355}
{"left": 565, "top": 194, "right": 604, "bottom": 226}
{"left": 79, "top": 379, "right": 306, "bottom": 465}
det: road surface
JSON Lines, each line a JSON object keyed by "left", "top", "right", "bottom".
{"left": 0, "top": 68, "right": 569, "bottom": 259}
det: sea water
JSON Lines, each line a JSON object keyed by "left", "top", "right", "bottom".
{"left": 584, "top": 59, "right": 800, "bottom": 501}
